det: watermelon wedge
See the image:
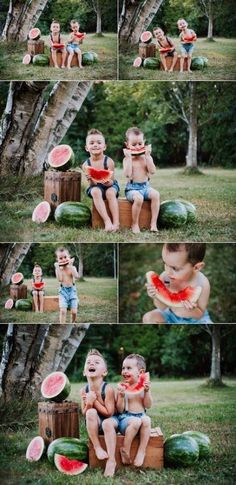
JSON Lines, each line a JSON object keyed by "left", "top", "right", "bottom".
{"left": 4, "top": 298, "right": 14, "bottom": 309}
{"left": 54, "top": 454, "right": 88, "bottom": 475}
{"left": 129, "top": 146, "right": 146, "bottom": 156}
{"left": 183, "top": 35, "right": 196, "bottom": 42}
{"left": 28, "top": 28, "right": 41, "bottom": 40}
{"left": 159, "top": 47, "right": 172, "bottom": 54}
{"left": 11, "top": 272, "right": 24, "bottom": 285}
{"left": 48, "top": 144, "right": 75, "bottom": 171}
{"left": 32, "top": 201, "right": 51, "bottom": 224}
{"left": 74, "top": 32, "right": 85, "bottom": 39}
{"left": 146, "top": 271, "right": 202, "bottom": 308}
{"left": 22, "top": 54, "right": 32, "bottom": 64}
{"left": 119, "top": 371, "right": 150, "bottom": 396}
{"left": 140, "top": 31, "right": 152, "bottom": 44}
{"left": 41, "top": 371, "right": 71, "bottom": 402}
{"left": 58, "top": 258, "right": 70, "bottom": 267}
{"left": 32, "top": 281, "right": 45, "bottom": 290}
{"left": 133, "top": 57, "right": 143, "bottom": 68}
{"left": 84, "top": 166, "right": 113, "bottom": 183}
{"left": 26, "top": 436, "right": 45, "bottom": 462}
{"left": 52, "top": 43, "right": 65, "bottom": 49}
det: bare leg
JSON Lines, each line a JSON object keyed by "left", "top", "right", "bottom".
{"left": 120, "top": 418, "right": 141, "bottom": 464}
{"left": 106, "top": 188, "right": 119, "bottom": 231}
{"left": 148, "top": 189, "right": 160, "bottom": 232}
{"left": 134, "top": 416, "right": 151, "bottom": 467}
{"left": 77, "top": 49, "right": 83, "bottom": 68}
{"left": 131, "top": 193, "right": 144, "bottom": 234}
{"left": 142, "top": 309, "right": 166, "bottom": 323}
{"left": 91, "top": 187, "right": 113, "bottom": 232}
{"left": 102, "top": 418, "right": 118, "bottom": 477}
{"left": 51, "top": 50, "right": 59, "bottom": 68}
{"left": 71, "top": 308, "right": 77, "bottom": 323}
{"left": 86, "top": 409, "right": 108, "bottom": 460}
{"left": 160, "top": 54, "right": 168, "bottom": 71}
{"left": 180, "top": 55, "right": 185, "bottom": 72}
{"left": 187, "top": 55, "right": 192, "bottom": 72}
{"left": 169, "top": 52, "right": 178, "bottom": 72}
{"left": 60, "top": 308, "right": 67, "bottom": 325}
{"left": 39, "top": 291, "right": 44, "bottom": 312}
{"left": 67, "top": 50, "right": 73, "bottom": 69}
{"left": 61, "top": 49, "right": 67, "bottom": 68}
{"left": 33, "top": 291, "right": 39, "bottom": 312}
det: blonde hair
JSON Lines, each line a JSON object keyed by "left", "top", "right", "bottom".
{"left": 125, "top": 127, "right": 144, "bottom": 141}
{"left": 86, "top": 349, "right": 107, "bottom": 368}
{"left": 55, "top": 247, "right": 70, "bottom": 257}
{"left": 125, "top": 353, "right": 146, "bottom": 371}
{"left": 86, "top": 128, "right": 105, "bottom": 143}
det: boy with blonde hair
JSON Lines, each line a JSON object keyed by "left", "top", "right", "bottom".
{"left": 54, "top": 247, "right": 79, "bottom": 324}
{"left": 67, "top": 19, "right": 84, "bottom": 69}
{"left": 49, "top": 20, "right": 67, "bottom": 69}
{"left": 177, "top": 18, "right": 197, "bottom": 73}
{"left": 153, "top": 26, "right": 178, "bottom": 72}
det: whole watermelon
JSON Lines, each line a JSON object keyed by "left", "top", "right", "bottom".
{"left": 191, "top": 57, "right": 205, "bottom": 71}
{"left": 143, "top": 57, "right": 160, "bottom": 69}
{"left": 182, "top": 431, "right": 211, "bottom": 459}
{"left": 164, "top": 434, "right": 199, "bottom": 467}
{"left": 90, "top": 51, "right": 99, "bottom": 63}
{"left": 158, "top": 200, "right": 188, "bottom": 228}
{"left": 15, "top": 299, "right": 32, "bottom": 311}
{"left": 174, "top": 200, "right": 196, "bottom": 223}
{"left": 47, "top": 438, "right": 88, "bottom": 464}
{"left": 54, "top": 202, "right": 91, "bottom": 227}
{"left": 33, "top": 54, "right": 49, "bottom": 66}
{"left": 82, "top": 52, "right": 94, "bottom": 65}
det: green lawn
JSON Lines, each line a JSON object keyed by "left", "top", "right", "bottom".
{"left": 0, "top": 277, "right": 117, "bottom": 324}
{"left": 0, "top": 378, "right": 235, "bottom": 484}
{"left": 0, "top": 168, "right": 235, "bottom": 242}
{"left": 119, "top": 37, "right": 236, "bottom": 80}
{"left": 0, "top": 33, "right": 117, "bottom": 80}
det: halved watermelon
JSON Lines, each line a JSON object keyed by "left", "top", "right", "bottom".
{"left": 47, "top": 438, "right": 88, "bottom": 464}
{"left": 54, "top": 454, "right": 88, "bottom": 475}
{"left": 32, "top": 281, "right": 45, "bottom": 290}
{"left": 52, "top": 43, "right": 65, "bottom": 49}
{"left": 133, "top": 56, "right": 143, "bottom": 68}
{"left": 28, "top": 28, "right": 41, "bottom": 41}
{"left": 146, "top": 271, "right": 202, "bottom": 308}
{"left": 41, "top": 371, "right": 71, "bottom": 402}
{"left": 48, "top": 145, "right": 75, "bottom": 171}
{"left": 26, "top": 436, "right": 45, "bottom": 462}
{"left": 4, "top": 298, "right": 14, "bottom": 309}
{"left": 129, "top": 146, "right": 146, "bottom": 156}
{"left": 22, "top": 54, "right": 32, "bottom": 65}
{"left": 84, "top": 166, "right": 113, "bottom": 183}
{"left": 140, "top": 31, "right": 152, "bottom": 44}
{"left": 119, "top": 371, "right": 150, "bottom": 396}
{"left": 11, "top": 272, "right": 24, "bottom": 285}
{"left": 32, "top": 201, "right": 51, "bottom": 224}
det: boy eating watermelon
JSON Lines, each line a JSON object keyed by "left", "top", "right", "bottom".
{"left": 31, "top": 263, "right": 45, "bottom": 312}
{"left": 54, "top": 247, "right": 79, "bottom": 324}
{"left": 67, "top": 20, "right": 84, "bottom": 69}
{"left": 143, "top": 243, "right": 212, "bottom": 323}
{"left": 153, "top": 27, "right": 178, "bottom": 72}
{"left": 49, "top": 20, "right": 67, "bottom": 69}
{"left": 177, "top": 18, "right": 197, "bottom": 73}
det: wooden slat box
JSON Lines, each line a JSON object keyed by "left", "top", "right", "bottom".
{"left": 160, "top": 55, "right": 188, "bottom": 71}
{"left": 38, "top": 401, "right": 79, "bottom": 445}
{"left": 89, "top": 427, "right": 164, "bottom": 469}
{"left": 27, "top": 40, "right": 45, "bottom": 56}
{"left": 10, "top": 284, "right": 28, "bottom": 301}
{"left": 49, "top": 52, "right": 82, "bottom": 68}
{"left": 92, "top": 198, "right": 152, "bottom": 230}
{"left": 44, "top": 171, "right": 81, "bottom": 212}
{"left": 139, "top": 42, "right": 156, "bottom": 59}
{"left": 32, "top": 295, "right": 59, "bottom": 312}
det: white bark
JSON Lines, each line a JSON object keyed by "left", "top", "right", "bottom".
{"left": 119, "top": 0, "right": 164, "bottom": 46}
{"left": 186, "top": 82, "right": 198, "bottom": 168}
{"left": 209, "top": 325, "right": 222, "bottom": 383}
{"left": 0, "top": 243, "right": 31, "bottom": 287}
{"left": 1, "top": 0, "right": 49, "bottom": 42}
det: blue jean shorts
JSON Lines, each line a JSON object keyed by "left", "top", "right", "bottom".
{"left": 111, "top": 411, "right": 146, "bottom": 435}
{"left": 159, "top": 308, "right": 212, "bottom": 324}
{"left": 125, "top": 181, "right": 150, "bottom": 202}
{"left": 181, "top": 43, "right": 194, "bottom": 55}
{"left": 59, "top": 286, "right": 78, "bottom": 309}
{"left": 67, "top": 43, "right": 80, "bottom": 53}
{"left": 87, "top": 180, "right": 120, "bottom": 200}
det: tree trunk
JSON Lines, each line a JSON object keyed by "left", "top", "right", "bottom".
{"left": 0, "top": 243, "right": 31, "bottom": 287}
{"left": 113, "top": 243, "right": 117, "bottom": 279}
{"left": 119, "top": 0, "right": 164, "bottom": 46}
{"left": 207, "top": 11, "right": 214, "bottom": 39}
{"left": 186, "top": 82, "right": 198, "bottom": 169}
{"left": 96, "top": 1, "right": 102, "bottom": 35}
{"left": 209, "top": 325, "right": 222, "bottom": 385}
{"left": 1, "top": 0, "right": 49, "bottom": 42}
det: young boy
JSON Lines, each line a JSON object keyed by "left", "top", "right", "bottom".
{"left": 49, "top": 20, "right": 67, "bottom": 69}
{"left": 31, "top": 263, "right": 45, "bottom": 313}
{"left": 102, "top": 353, "right": 152, "bottom": 477}
{"left": 54, "top": 247, "right": 79, "bottom": 324}
{"left": 82, "top": 128, "right": 120, "bottom": 232}
{"left": 143, "top": 243, "right": 212, "bottom": 324}
{"left": 123, "top": 127, "right": 160, "bottom": 234}
{"left": 177, "top": 18, "right": 197, "bottom": 73}
{"left": 153, "top": 27, "right": 178, "bottom": 72}
{"left": 67, "top": 20, "right": 84, "bottom": 69}
{"left": 80, "top": 349, "right": 115, "bottom": 467}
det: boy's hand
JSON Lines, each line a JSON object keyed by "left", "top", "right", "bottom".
{"left": 117, "top": 384, "right": 125, "bottom": 397}
{"left": 86, "top": 391, "right": 97, "bottom": 404}
{"left": 123, "top": 148, "right": 132, "bottom": 160}
{"left": 181, "top": 299, "right": 197, "bottom": 310}
{"left": 144, "top": 378, "right": 151, "bottom": 392}
{"left": 145, "top": 144, "right": 152, "bottom": 156}
{"left": 145, "top": 283, "right": 158, "bottom": 300}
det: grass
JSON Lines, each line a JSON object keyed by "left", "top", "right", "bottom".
{"left": 0, "top": 378, "right": 235, "bottom": 484}
{"left": 0, "top": 167, "right": 235, "bottom": 242}
{"left": 0, "top": 33, "right": 117, "bottom": 80}
{"left": 119, "top": 37, "right": 236, "bottom": 80}
{"left": 0, "top": 277, "right": 117, "bottom": 323}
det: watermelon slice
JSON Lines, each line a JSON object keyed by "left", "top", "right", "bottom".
{"left": 4, "top": 298, "right": 14, "bottom": 309}
{"left": 11, "top": 272, "right": 24, "bottom": 285}
{"left": 28, "top": 28, "right": 41, "bottom": 41}
{"left": 129, "top": 146, "right": 146, "bottom": 156}
{"left": 119, "top": 371, "right": 150, "bottom": 396}
{"left": 48, "top": 144, "right": 75, "bottom": 171}
{"left": 26, "top": 436, "right": 45, "bottom": 462}
{"left": 52, "top": 43, "right": 65, "bottom": 49}
{"left": 84, "top": 166, "right": 113, "bottom": 183}
{"left": 58, "top": 258, "right": 70, "bottom": 267}
{"left": 32, "top": 201, "right": 51, "bottom": 224}
{"left": 159, "top": 47, "right": 172, "bottom": 54}
{"left": 146, "top": 271, "right": 202, "bottom": 308}
{"left": 183, "top": 35, "right": 196, "bottom": 42}
{"left": 54, "top": 454, "right": 88, "bottom": 475}
{"left": 41, "top": 371, "right": 71, "bottom": 402}
{"left": 74, "top": 32, "right": 85, "bottom": 39}
{"left": 133, "top": 56, "right": 143, "bottom": 68}
{"left": 22, "top": 54, "right": 32, "bottom": 65}
{"left": 140, "top": 31, "right": 152, "bottom": 44}
{"left": 32, "top": 281, "right": 45, "bottom": 290}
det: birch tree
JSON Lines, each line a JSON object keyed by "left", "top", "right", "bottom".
{"left": 198, "top": 0, "right": 223, "bottom": 40}
{"left": 0, "top": 243, "right": 31, "bottom": 287}
{"left": 1, "top": 0, "right": 49, "bottom": 42}
{"left": 203, "top": 324, "right": 233, "bottom": 386}
{"left": 119, "top": 0, "right": 164, "bottom": 46}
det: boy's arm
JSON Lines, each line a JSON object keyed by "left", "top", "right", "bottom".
{"left": 116, "top": 385, "right": 126, "bottom": 413}
{"left": 145, "top": 145, "right": 156, "bottom": 175}
{"left": 143, "top": 381, "right": 153, "bottom": 408}
{"left": 71, "top": 264, "right": 79, "bottom": 279}
{"left": 80, "top": 388, "right": 97, "bottom": 415}
{"left": 82, "top": 161, "right": 94, "bottom": 186}
{"left": 54, "top": 262, "right": 63, "bottom": 282}
{"left": 145, "top": 271, "right": 168, "bottom": 310}
{"left": 102, "top": 157, "right": 114, "bottom": 186}
{"left": 93, "top": 385, "right": 115, "bottom": 417}
{"left": 123, "top": 150, "right": 133, "bottom": 179}
{"left": 179, "top": 278, "right": 210, "bottom": 319}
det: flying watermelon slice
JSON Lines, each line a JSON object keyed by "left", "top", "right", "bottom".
{"left": 84, "top": 166, "right": 113, "bottom": 183}
{"left": 119, "top": 371, "right": 150, "bottom": 396}
{"left": 146, "top": 271, "right": 202, "bottom": 308}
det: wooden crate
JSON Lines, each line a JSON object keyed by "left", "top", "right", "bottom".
{"left": 32, "top": 295, "right": 59, "bottom": 312}
{"left": 10, "top": 284, "right": 28, "bottom": 301}
{"left": 27, "top": 40, "right": 45, "bottom": 55}
{"left": 38, "top": 401, "right": 79, "bottom": 445}
{"left": 89, "top": 427, "right": 164, "bottom": 469}
{"left": 44, "top": 171, "right": 81, "bottom": 212}
{"left": 160, "top": 55, "right": 188, "bottom": 71}
{"left": 92, "top": 198, "right": 152, "bottom": 229}
{"left": 139, "top": 42, "right": 156, "bottom": 59}
{"left": 49, "top": 51, "right": 81, "bottom": 68}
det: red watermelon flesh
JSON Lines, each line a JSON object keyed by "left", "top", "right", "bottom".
{"left": 129, "top": 146, "right": 146, "bottom": 156}
{"left": 159, "top": 47, "right": 172, "bottom": 53}
{"left": 11, "top": 272, "right": 24, "bottom": 285}
{"left": 146, "top": 271, "right": 202, "bottom": 308}
{"left": 119, "top": 372, "right": 150, "bottom": 396}
{"left": 140, "top": 31, "right": 152, "bottom": 43}
{"left": 184, "top": 35, "right": 196, "bottom": 42}
{"left": 26, "top": 436, "right": 45, "bottom": 461}
{"left": 54, "top": 454, "right": 88, "bottom": 475}
{"left": 41, "top": 371, "right": 71, "bottom": 401}
{"left": 5, "top": 298, "right": 14, "bottom": 309}
{"left": 28, "top": 28, "right": 41, "bottom": 40}
{"left": 48, "top": 144, "right": 74, "bottom": 170}
{"left": 84, "top": 166, "right": 113, "bottom": 183}
{"left": 22, "top": 54, "right": 32, "bottom": 64}
{"left": 32, "top": 201, "right": 51, "bottom": 224}
{"left": 52, "top": 43, "right": 65, "bottom": 49}
{"left": 74, "top": 32, "right": 85, "bottom": 39}
{"left": 133, "top": 56, "right": 143, "bottom": 67}
{"left": 32, "top": 281, "right": 45, "bottom": 290}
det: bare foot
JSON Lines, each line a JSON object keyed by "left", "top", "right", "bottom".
{"left": 133, "top": 449, "right": 145, "bottom": 467}
{"left": 104, "top": 459, "right": 116, "bottom": 477}
{"left": 131, "top": 224, "right": 140, "bottom": 234}
{"left": 67, "top": 66, "right": 71, "bottom": 69}
{"left": 55, "top": 65, "right": 59, "bottom": 69}
{"left": 169, "top": 68, "right": 173, "bottom": 72}
{"left": 112, "top": 224, "right": 120, "bottom": 232}
{"left": 94, "top": 446, "right": 108, "bottom": 460}
{"left": 105, "top": 220, "right": 113, "bottom": 232}
{"left": 120, "top": 447, "right": 131, "bottom": 465}
{"left": 150, "top": 224, "right": 159, "bottom": 232}
{"left": 188, "top": 69, "right": 193, "bottom": 73}
{"left": 79, "top": 65, "right": 84, "bottom": 69}
{"left": 61, "top": 65, "right": 65, "bottom": 69}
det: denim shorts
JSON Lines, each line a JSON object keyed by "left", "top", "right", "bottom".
{"left": 59, "top": 286, "right": 78, "bottom": 309}
{"left": 181, "top": 43, "right": 194, "bottom": 55}
{"left": 160, "top": 308, "right": 212, "bottom": 324}
{"left": 125, "top": 181, "right": 151, "bottom": 202}
{"left": 87, "top": 180, "right": 120, "bottom": 200}
{"left": 67, "top": 43, "right": 80, "bottom": 53}
{"left": 111, "top": 411, "right": 146, "bottom": 435}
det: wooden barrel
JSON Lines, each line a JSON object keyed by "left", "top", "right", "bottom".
{"left": 139, "top": 42, "right": 156, "bottom": 59}
{"left": 38, "top": 401, "right": 79, "bottom": 445}
{"left": 27, "top": 40, "right": 45, "bottom": 55}
{"left": 44, "top": 171, "right": 81, "bottom": 212}
{"left": 10, "top": 284, "right": 28, "bottom": 301}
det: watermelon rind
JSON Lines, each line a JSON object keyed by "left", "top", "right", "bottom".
{"left": 28, "top": 28, "right": 41, "bottom": 41}
{"left": 15, "top": 299, "right": 32, "bottom": 311}
{"left": 133, "top": 56, "right": 143, "bottom": 68}
{"left": 146, "top": 271, "right": 202, "bottom": 308}
{"left": 54, "top": 454, "right": 88, "bottom": 475}
{"left": 22, "top": 54, "right": 32, "bottom": 65}
{"left": 164, "top": 434, "right": 199, "bottom": 467}
{"left": 90, "top": 51, "right": 99, "bottom": 63}
{"left": 158, "top": 200, "right": 188, "bottom": 228}
{"left": 120, "top": 372, "right": 150, "bottom": 396}
{"left": 33, "top": 54, "right": 49, "bottom": 66}
{"left": 11, "top": 272, "right": 24, "bottom": 285}
{"left": 174, "top": 200, "right": 196, "bottom": 223}
{"left": 32, "top": 201, "right": 51, "bottom": 224}
{"left": 140, "top": 31, "right": 153, "bottom": 44}
{"left": 82, "top": 52, "right": 94, "bottom": 65}
{"left": 4, "top": 298, "right": 14, "bottom": 310}
{"left": 191, "top": 57, "right": 205, "bottom": 71}
{"left": 26, "top": 436, "right": 45, "bottom": 462}
{"left": 47, "top": 438, "right": 88, "bottom": 464}
{"left": 143, "top": 57, "right": 160, "bottom": 69}
{"left": 182, "top": 431, "right": 211, "bottom": 459}
{"left": 41, "top": 371, "right": 71, "bottom": 402}
{"left": 54, "top": 202, "right": 91, "bottom": 227}
{"left": 48, "top": 145, "right": 75, "bottom": 171}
